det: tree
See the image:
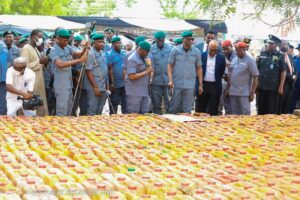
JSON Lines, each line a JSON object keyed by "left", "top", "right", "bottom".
{"left": 66, "top": 0, "right": 137, "bottom": 16}
{"left": 244, "top": 0, "right": 300, "bottom": 36}
{"left": 0, "top": 0, "right": 70, "bottom": 15}
{"left": 1, "top": 0, "right": 298, "bottom": 34}
{"left": 0, "top": 0, "right": 136, "bottom": 16}
{"left": 66, "top": 0, "right": 116, "bottom": 16}
{"left": 157, "top": 0, "right": 300, "bottom": 34}
{"left": 157, "top": 0, "right": 237, "bottom": 19}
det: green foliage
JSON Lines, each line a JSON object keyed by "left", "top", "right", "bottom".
{"left": 157, "top": 0, "right": 299, "bottom": 22}
{"left": 0, "top": 0, "right": 299, "bottom": 31}
{"left": 0, "top": 0, "right": 137, "bottom": 17}
{"left": 0, "top": 0, "right": 70, "bottom": 15}
{"left": 157, "top": 0, "right": 238, "bottom": 19}
{"left": 67, "top": 0, "right": 117, "bottom": 16}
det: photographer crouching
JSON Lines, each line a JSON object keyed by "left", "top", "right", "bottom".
{"left": 6, "top": 57, "right": 41, "bottom": 116}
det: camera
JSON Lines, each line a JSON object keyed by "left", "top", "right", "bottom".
{"left": 17, "top": 95, "right": 43, "bottom": 110}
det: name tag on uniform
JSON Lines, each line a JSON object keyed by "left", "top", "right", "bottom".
{"left": 260, "top": 56, "right": 267, "bottom": 59}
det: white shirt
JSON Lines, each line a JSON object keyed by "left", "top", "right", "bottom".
{"left": 204, "top": 55, "right": 216, "bottom": 82}
{"left": 6, "top": 67, "right": 35, "bottom": 101}
{"left": 203, "top": 43, "right": 208, "bottom": 52}
{"left": 246, "top": 51, "right": 254, "bottom": 59}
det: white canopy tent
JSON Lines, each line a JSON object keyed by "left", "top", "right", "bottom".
{"left": 0, "top": 15, "right": 85, "bottom": 30}
{"left": 120, "top": 17, "right": 198, "bottom": 31}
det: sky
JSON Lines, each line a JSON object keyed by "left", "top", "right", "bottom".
{"left": 114, "top": 0, "right": 162, "bottom": 18}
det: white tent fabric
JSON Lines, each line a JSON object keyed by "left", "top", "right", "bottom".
{"left": 0, "top": 15, "right": 85, "bottom": 30}
{"left": 120, "top": 17, "right": 198, "bottom": 31}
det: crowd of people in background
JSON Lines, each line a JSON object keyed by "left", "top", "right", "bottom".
{"left": 0, "top": 27, "right": 299, "bottom": 117}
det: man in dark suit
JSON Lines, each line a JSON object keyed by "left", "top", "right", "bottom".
{"left": 194, "top": 30, "right": 217, "bottom": 54}
{"left": 195, "top": 40, "right": 226, "bottom": 115}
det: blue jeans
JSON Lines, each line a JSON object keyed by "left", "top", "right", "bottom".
{"left": 126, "top": 95, "right": 148, "bottom": 114}
{"left": 151, "top": 85, "right": 169, "bottom": 114}
{"left": 87, "top": 90, "right": 107, "bottom": 116}
{"left": 0, "top": 82, "right": 7, "bottom": 115}
{"left": 110, "top": 87, "right": 127, "bottom": 114}
{"left": 289, "top": 86, "right": 300, "bottom": 113}
{"left": 169, "top": 88, "right": 194, "bottom": 114}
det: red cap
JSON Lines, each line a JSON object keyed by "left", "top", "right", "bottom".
{"left": 235, "top": 42, "right": 247, "bottom": 48}
{"left": 222, "top": 40, "right": 232, "bottom": 47}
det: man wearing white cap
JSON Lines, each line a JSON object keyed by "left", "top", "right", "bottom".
{"left": 6, "top": 57, "right": 36, "bottom": 116}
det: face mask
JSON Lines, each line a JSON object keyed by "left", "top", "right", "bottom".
{"left": 35, "top": 38, "right": 43, "bottom": 46}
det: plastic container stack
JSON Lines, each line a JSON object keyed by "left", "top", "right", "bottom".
{"left": 0, "top": 114, "right": 299, "bottom": 199}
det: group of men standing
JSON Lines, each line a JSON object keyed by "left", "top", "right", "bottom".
{"left": 0, "top": 27, "right": 299, "bottom": 117}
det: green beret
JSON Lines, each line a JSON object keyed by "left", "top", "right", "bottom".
{"left": 91, "top": 33, "right": 104, "bottom": 40}
{"left": 154, "top": 31, "right": 166, "bottom": 39}
{"left": 139, "top": 41, "right": 151, "bottom": 51}
{"left": 90, "top": 32, "right": 96, "bottom": 38}
{"left": 181, "top": 30, "right": 193, "bottom": 38}
{"left": 74, "top": 35, "right": 83, "bottom": 41}
{"left": 111, "top": 36, "right": 121, "bottom": 43}
{"left": 54, "top": 27, "right": 64, "bottom": 36}
{"left": 104, "top": 28, "right": 114, "bottom": 33}
{"left": 90, "top": 31, "right": 103, "bottom": 38}
{"left": 18, "top": 38, "right": 28, "bottom": 44}
{"left": 22, "top": 33, "right": 30, "bottom": 39}
{"left": 174, "top": 38, "right": 183, "bottom": 45}
{"left": 3, "top": 30, "right": 17, "bottom": 37}
{"left": 134, "top": 36, "right": 145, "bottom": 45}
{"left": 57, "top": 29, "right": 71, "bottom": 38}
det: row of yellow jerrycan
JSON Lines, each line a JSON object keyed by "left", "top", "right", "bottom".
{"left": 0, "top": 114, "right": 299, "bottom": 199}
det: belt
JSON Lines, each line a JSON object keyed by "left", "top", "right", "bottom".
{"left": 203, "top": 81, "right": 216, "bottom": 84}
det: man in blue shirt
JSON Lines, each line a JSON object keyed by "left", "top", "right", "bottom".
{"left": 49, "top": 29, "right": 88, "bottom": 116}
{"left": 290, "top": 44, "right": 300, "bottom": 113}
{"left": 168, "top": 30, "right": 203, "bottom": 114}
{"left": 84, "top": 33, "right": 109, "bottom": 116}
{"left": 125, "top": 41, "right": 153, "bottom": 114}
{"left": 0, "top": 40, "right": 8, "bottom": 115}
{"left": 107, "top": 36, "right": 127, "bottom": 114}
{"left": 71, "top": 35, "right": 87, "bottom": 116}
{"left": 149, "top": 31, "right": 172, "bottom": 114}
{"left": 3, "top": 31, "right": 20, "bottom": 68}
{"left": 104, "top": 28, "right": 114, "bottom": 52}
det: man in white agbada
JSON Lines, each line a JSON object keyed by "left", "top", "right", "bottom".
{"left": 6, "top": 57, "right": 36, "bottom": 116}
{"left": 21, "top": 29, "right": 49, "bottom": 116}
